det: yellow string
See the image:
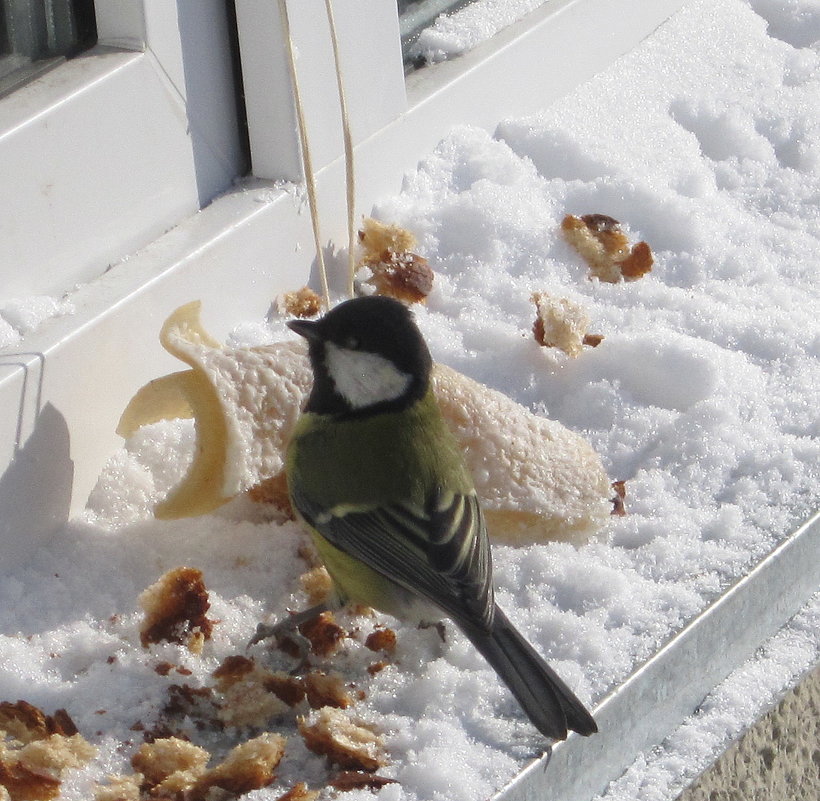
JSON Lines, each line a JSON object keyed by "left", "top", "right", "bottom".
{"left": 277, "top": 0, "right": 331, "bottom": 309}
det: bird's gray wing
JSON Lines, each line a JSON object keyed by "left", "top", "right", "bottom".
{"left": 295, "top": 488, "right": 494, "bottom": 631}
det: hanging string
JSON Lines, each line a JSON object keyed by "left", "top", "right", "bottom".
{"left": 276, "top": 0, "right": 331, "bottom": 309}
{"left": 323, "top": 0, "right": 357, "bottom": 299}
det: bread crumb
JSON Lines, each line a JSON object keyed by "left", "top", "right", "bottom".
{"left": 93, "top": 774, "right": 142, "bottom": 801}
{"left": 611, "top": 480, "right": 628, "bottom": 516}
{"left": 154, "top": 767, "right": 204, "bottom": 797}
{"left": 303, "top": 672, "right": 353, "bottom": 710}
{"left": 277, "top": 287, "right": 323, "bottom": 319}
{"left": 212, "top": 655, "right": 255, "bottom": 690}
{"left": 618, "top": 240, "right": 654, "bottom": 280}
{"left": 161, "top": 683, "right": 217, "bottom": 724}
{"left": 138, "top": 567, "right": 213, "bottom": 650}
{"left": 358, "top": 218, "right": 433, "bottom": 304}
{"left": 531, "top": 292, "right": 591, "bottom": 358}
{"left": 366, "top": 254, "right": 434, "bottom": 304}
{"left": 561, "top": 213, "right": 653, "bottom": 282}
{"left": 0, "top": 759, "right": 60, "bottom": 801}
{"left": 131, "top": 737, "right": 210, "bottom": 788}
{"left": 299, "top": 612, "right": 345, "bottom": 657}
{"left": 358, "top": 217, "right": 417, "bottom": 258}
{"left": 263, "top": 674, "right": 306, "bottom": 708}
{"left": 582, "top": 333, "right": 605, "bottom": 348}
{"left": 0, "top": 732, "right": 96, "bottom": 801}
{"left": 218, "top": 679, "right": 289, "bottom": 728}
{"left": 15, "top": 734, "right": 95, "bottom": 780}
{"left": 276, "top": 782, "right": 319, "bottom": 801}
{"left": 212, "top": 657, "right": 295, "bottom": 726}
{"left": 190, "top": 733, "right": 286, "bottom": 799}
{"left": 0, "top": 702, "right": 77, "bottom": 745}
{"left": 246, "top": 471, "right": 293, "bottom": 516}
{"left": 299, "top": 707, "right": 385, "bottom": 771}
{"left": 299, "top": 566, "right": 333, "bottom": 607}
{"left": 331, "top": 770, "right": 397, "bottom": 791}
{"left": 364, "top": 628, "right": 396, "bottom": 654}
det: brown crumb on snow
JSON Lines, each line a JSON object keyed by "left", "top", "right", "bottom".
{"left": 358, "top": 218, "right": 433, "bottom": 304}
{"left": 126, "top": 733, "right": 286, "bottom": 801}
{"left": 189, "top": 733, "right": 286, "bottom": 799}
{"left": 211, "top": 657, "right": 296, "bottom": 727}
{"left": 138, "top": 567, "right": 213, "bottom": 651}
{"left": 94, "top": 773, "right": 142, "bottom": 801}
{"left": 276, "top": 781, "right": 320, "bottom": 801}
{"left": 262, "top": 673, "right": 307, "bottom": 709}
{"left": 218, "top": 678, "right": 290, "bottom": 729}
{"left": 611, "top": 480, "right": 628, "bottom": 516}
{"left": 561, "top": 213, "right": 653, "bottom": 282}
{"left": 330, "top": 770, "right": 397, "bottom": 791}
{"left": 0, "top": 701, "right": 92, "bottom": 801}
{"left": 246, "top": 471, "right": 293, "bottom": 517}
{"left": 212, "top": 655, "right": 256, "bottom": 690}
{"left": 531, "top": 291, "right": 595, "bottom": 358}
{"left": 1, "top": 732, "right": 96, "bottom": 801}
{"left": 618, "top": 240, "right": 654, "bottom": 279}
{"left": 364, "top": 627, "right": 397, "bottom": 654}
{"left": 298, "top": 707, "right": 385, "bottom": 771}
{"left": 303, "top": 672, "right": 353, "bottom": 710}
{"left": 130, "top": 737, "right": 209, "bottom": 790}
{"left": 358, "top": 217, "right": 416, "bottom": 259}
{"left": 366, "top": 254, "right": 434, "bottom": 304}
{"left": 0, "top": 702, "right": 77, "bottom": 745}
{"left": 299, "top": 566, "right": 334, "bottom": 607}
{"left": 276, "top": 287, "right": 323, "bottom": 319}
{"left": 298, "top": 612, "right": 345, "bottom": 658}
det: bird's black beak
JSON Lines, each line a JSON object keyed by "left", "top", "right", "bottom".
{"left": 287, "top": 318, "right": 322, "bottom": 341}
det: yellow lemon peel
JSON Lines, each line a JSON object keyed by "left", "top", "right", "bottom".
{"left": 119, "top": 302, "right": 611, "bottom": 542}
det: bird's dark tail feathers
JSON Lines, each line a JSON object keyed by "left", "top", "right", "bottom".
{"left": 466, "top": 605, "right": 598, "bottom": 741}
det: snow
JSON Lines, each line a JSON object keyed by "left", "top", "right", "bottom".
{"left": 408, "top": 0, "right": 547, "bottom": 64}
{"left": 2, "top": 1, "right": 819, "bottom": 800}
{"left": 0, "top": 295, "right": 74, "bottom": 348}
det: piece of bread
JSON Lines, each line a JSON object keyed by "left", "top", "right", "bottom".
{"left": 118, "top": 302, "right": 611, "bottom": 543}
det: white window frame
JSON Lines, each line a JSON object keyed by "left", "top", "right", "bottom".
{"left": 0, "top": 0, "right": 244, "bottom": 300}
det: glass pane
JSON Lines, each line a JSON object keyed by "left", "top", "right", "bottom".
{"left": 0, "top": 0, "right": 96, "bottom": 93}
{"left": 398, "top": 0, "right": 476, "bottom": 70}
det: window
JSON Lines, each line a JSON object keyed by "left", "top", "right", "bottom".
{"left": 0, "top": 0, "right": 245, "bottom": 301}
{"left": 0, "top": 0, "right": 97, "bottom": 96}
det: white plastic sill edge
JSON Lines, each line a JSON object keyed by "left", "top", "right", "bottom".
{"left": 492, "top": 510, "right": 820, "bottom": 801}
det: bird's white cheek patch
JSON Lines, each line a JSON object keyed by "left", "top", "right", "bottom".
{"left": 325, "top": 343, "right": 412, "bottom": 409}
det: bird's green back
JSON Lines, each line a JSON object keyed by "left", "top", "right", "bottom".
{"left": 286, "top": 388, "right": 473, "bottom": 513}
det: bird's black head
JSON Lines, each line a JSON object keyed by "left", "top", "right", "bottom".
{"left": 288, "top": 295, "right": 433, "bottom": 417}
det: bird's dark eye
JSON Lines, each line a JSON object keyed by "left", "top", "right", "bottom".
{"left": 344, "top": 336, "right": 360, "bottom": 350}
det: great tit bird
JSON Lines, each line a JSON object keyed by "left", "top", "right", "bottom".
{"left": 262, "top": 295, "right": 597, "bottom": 741}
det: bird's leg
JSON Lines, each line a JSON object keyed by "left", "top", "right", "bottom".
{"left": 247, "top": 603, "right": 329, "bottom": 671}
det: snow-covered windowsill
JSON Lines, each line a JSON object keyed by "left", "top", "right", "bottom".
{"left": 1, "top": 2, "right": 818, "bottom": 800}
